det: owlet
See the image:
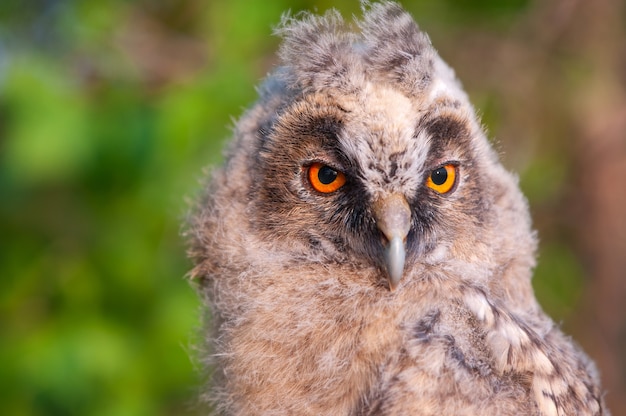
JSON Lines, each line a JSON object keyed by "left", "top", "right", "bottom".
{"left": 187, "top": 2, "right": 608, "bottom": 415}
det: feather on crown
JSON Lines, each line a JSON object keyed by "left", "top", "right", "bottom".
{"left": 273, "top": 1, "right": 466, "bottom": 104}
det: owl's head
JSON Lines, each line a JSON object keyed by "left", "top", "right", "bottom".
{"left": 190, "top": 2, "right": 536, "bottom": 301}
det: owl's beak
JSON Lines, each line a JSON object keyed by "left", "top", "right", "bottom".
{"left": 373, "top": 194, "right": 411, "bottom": 291}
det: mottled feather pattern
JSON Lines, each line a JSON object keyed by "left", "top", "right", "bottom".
{"left": 461, "top": 286, "right": 603, "bottom": 415}
{"left": 187, "top": 2, "right": 608, "bottom": 415}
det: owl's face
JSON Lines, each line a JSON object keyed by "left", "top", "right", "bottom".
{"left": 247, "top": 82, "right": 516, "bottom": 291}
{"left": 193, "top": 2, "right": 534, "bottom": 296}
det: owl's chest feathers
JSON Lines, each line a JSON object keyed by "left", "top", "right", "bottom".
{"left": 221, "top": 274, "right": 521, "bottom": 414}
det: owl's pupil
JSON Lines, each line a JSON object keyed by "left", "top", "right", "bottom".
{"left": 431, "top": 167, "right": 448, "bottom": 185}
{"left": 318, "top": 166, "right": 338, "bottom": 184}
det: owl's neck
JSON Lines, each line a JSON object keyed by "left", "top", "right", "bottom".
{"left": 209, "top": 260, "right": 538, "bottom": 415}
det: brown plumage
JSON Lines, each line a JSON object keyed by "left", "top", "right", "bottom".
{"left": 187, "top": 2, "right": 608, "bottom": 415}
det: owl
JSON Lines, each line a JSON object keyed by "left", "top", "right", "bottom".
{"left": 187, "top": 2, "right": 608, "bottom": 415}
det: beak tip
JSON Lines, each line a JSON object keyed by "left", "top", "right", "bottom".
{"left": 385, "top": 236, "right": 406, "bottom": 291}
{"left": 387, "top": 270, "right": 402, "bottom": 291}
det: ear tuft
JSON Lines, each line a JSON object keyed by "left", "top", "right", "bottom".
{"left": 275, "top": 10, "right": 364, "bottom": 93}
{"left": 358, "top": 1, "right": 435, "bottom": 95}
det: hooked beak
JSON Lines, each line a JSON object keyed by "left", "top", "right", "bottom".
{"left": 372, "top": 194, "right": 411, "bottom": 291}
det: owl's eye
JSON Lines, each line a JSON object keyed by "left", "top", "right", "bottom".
{"left": 426, "top": 164, "right": 457, "bottom": 194}
{"left": 307, "top": 162, "right": 346, "bottom": 193}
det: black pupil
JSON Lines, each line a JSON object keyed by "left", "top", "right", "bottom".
{"left": 318, "top": 166, "right": 338, "bottom": 185}
{"left": 431, "top": 167, "right": 448, "bottom": 185}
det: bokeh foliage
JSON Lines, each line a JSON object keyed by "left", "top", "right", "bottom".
{"left": 1, "top": 0, "right": 620, "bottom": 415}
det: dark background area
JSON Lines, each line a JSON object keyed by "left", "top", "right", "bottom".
{"left": 1, "top": 0, "right": 624, "bottom": 414}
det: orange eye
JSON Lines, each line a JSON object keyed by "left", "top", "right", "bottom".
{"left": 307, "top": 162, "right": 346, "bottom": 193}
{"left": 426, "top": 164, "right": 457, "bottom": 194}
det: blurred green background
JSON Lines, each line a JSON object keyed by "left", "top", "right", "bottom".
{"left": 1, "top": 1, "right": 624, "bottom": 415}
